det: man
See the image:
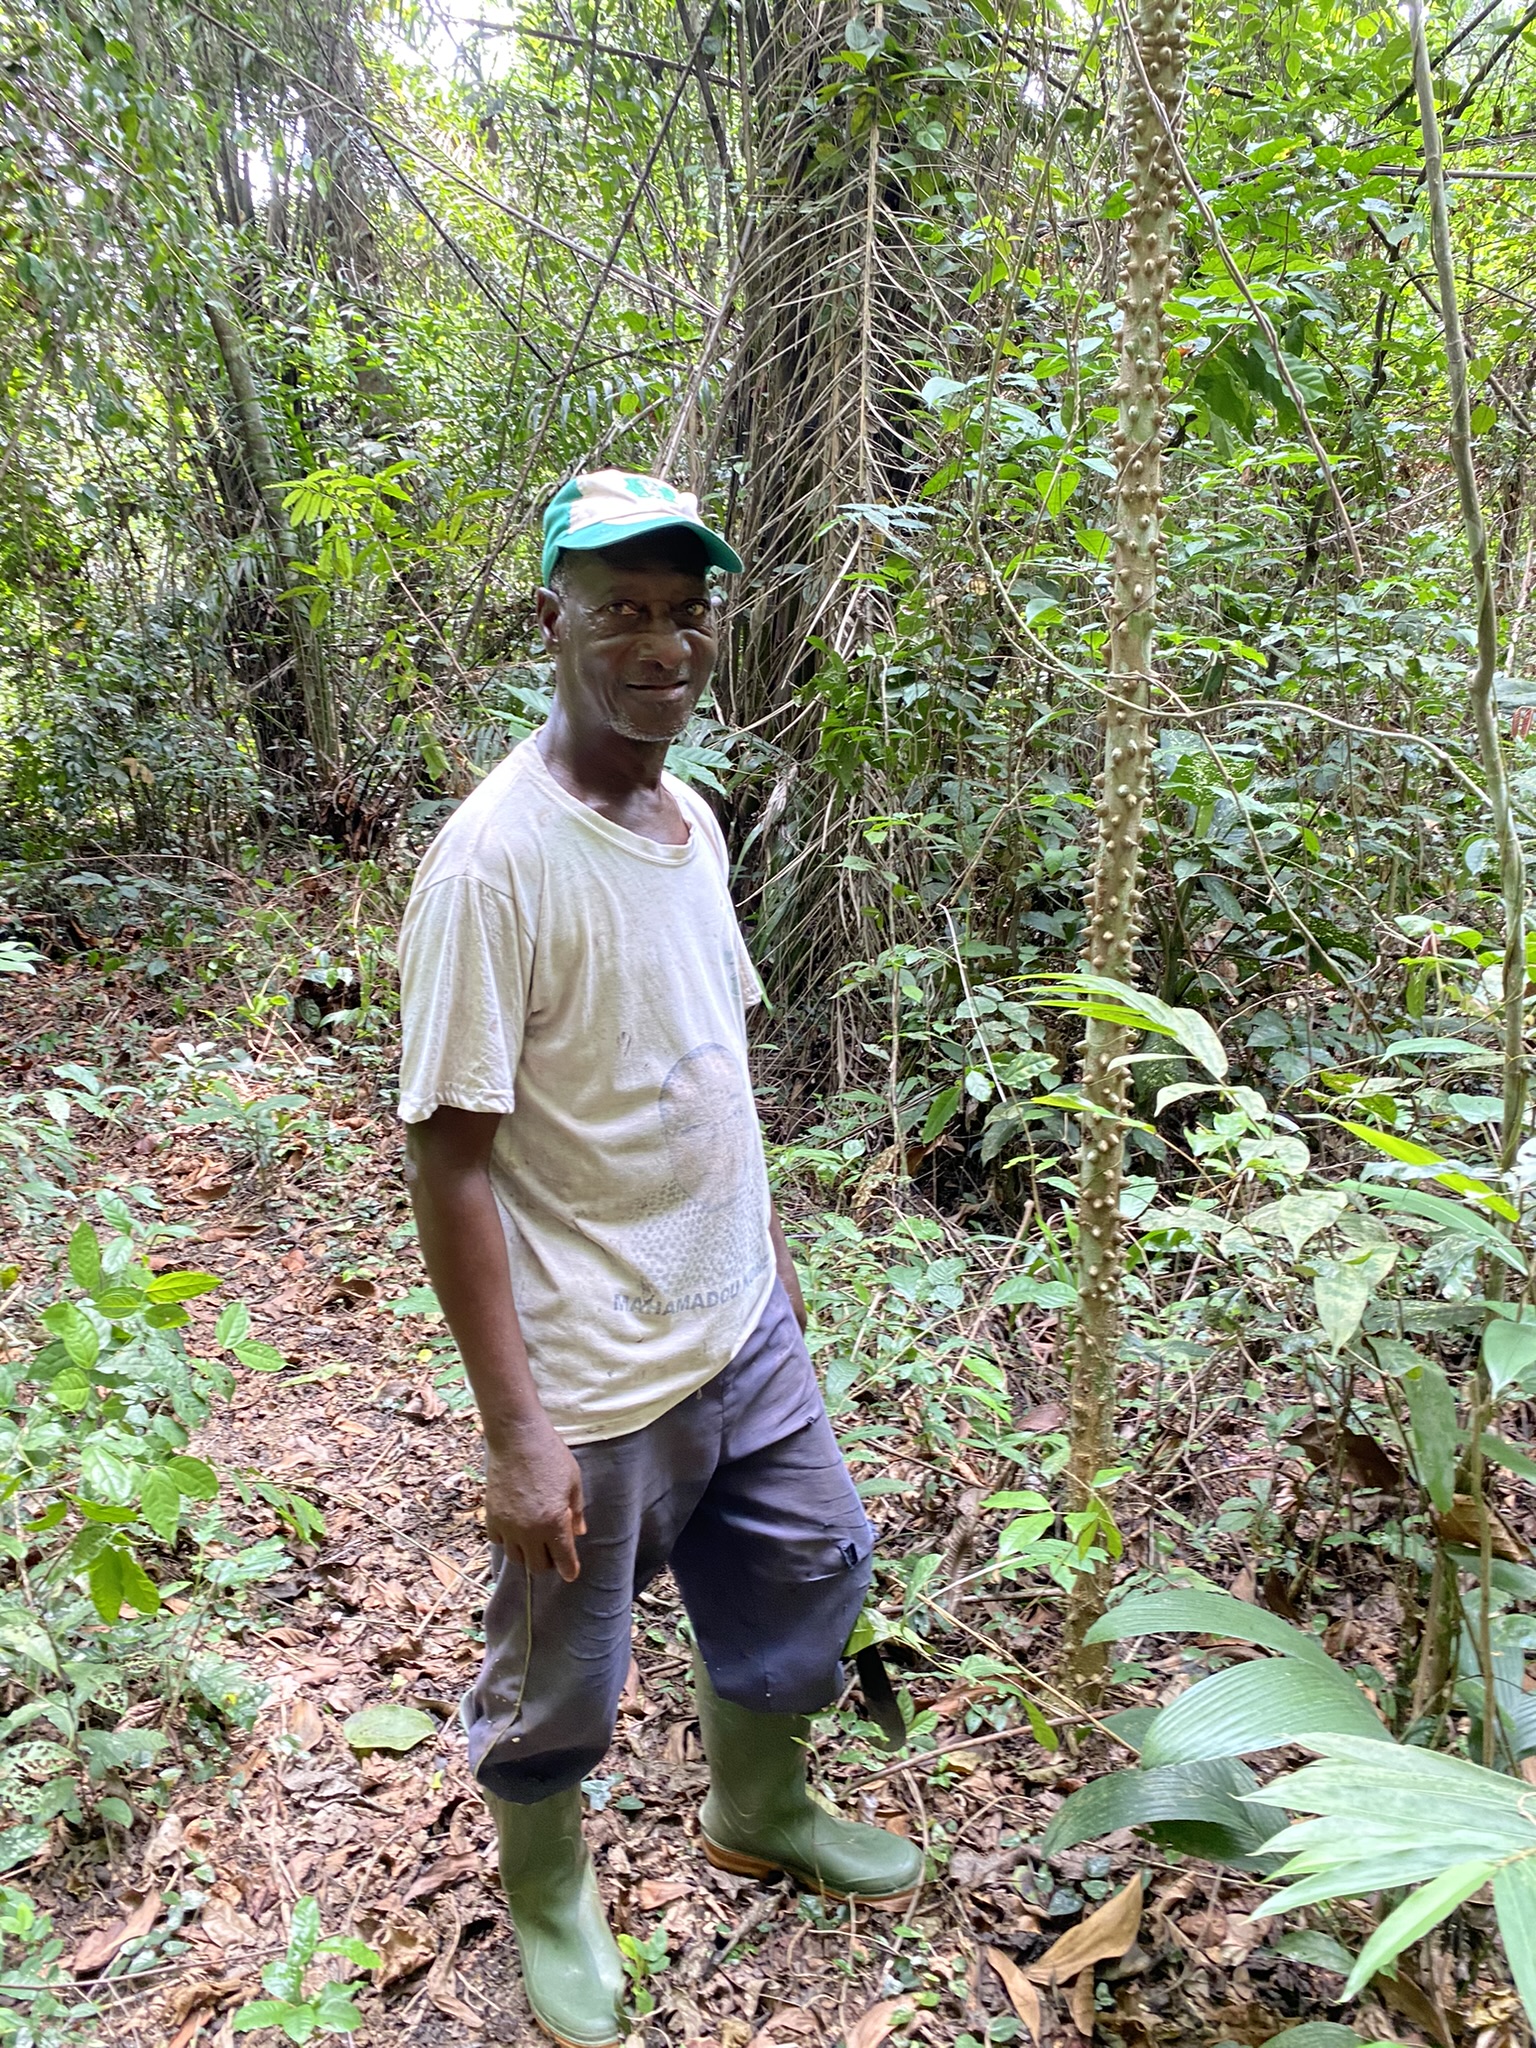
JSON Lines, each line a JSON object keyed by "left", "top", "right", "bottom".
{"left": 398, "top": 470, "right": 921, "bottom": 2048}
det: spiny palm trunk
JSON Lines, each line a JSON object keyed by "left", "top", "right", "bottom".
{"left": 1062, "top": 0, "right": 1190, "bottom": 1690}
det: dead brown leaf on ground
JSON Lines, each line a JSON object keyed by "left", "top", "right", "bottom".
{"left": 69, "top": 1887, "right": 161, "bottom": 1976}
{"left": 1028, "top": 1876, "right": 1143, "bottom": 1986}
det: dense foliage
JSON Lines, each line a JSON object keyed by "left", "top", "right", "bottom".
{"left": 9, "top": 0, "right": 1536, "bottom": 2038}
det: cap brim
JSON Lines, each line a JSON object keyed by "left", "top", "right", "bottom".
{"left": 552, "top": 513, "right": 743, "bottom": 577}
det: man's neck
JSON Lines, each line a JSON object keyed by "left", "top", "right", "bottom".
{"left": 537, "top": 701, "right": 669, "bottom": 802}
{"left": 535, "top": 704, "right": 688, "bottom": 846}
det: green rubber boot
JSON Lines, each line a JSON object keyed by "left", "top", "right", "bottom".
{"left": 693, "top": 1661, "right": 923, "bottom": 1909}
{"left": 488, "top": 1786, "right": 625, "bottom": 2048}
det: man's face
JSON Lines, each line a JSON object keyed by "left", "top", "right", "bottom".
{"left": 536, "top": 542, "right": 719, "bottom": 744}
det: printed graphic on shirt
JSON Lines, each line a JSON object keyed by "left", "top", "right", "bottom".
{"left": 615, "top": 1041, "right": 771, "bottom": 1317}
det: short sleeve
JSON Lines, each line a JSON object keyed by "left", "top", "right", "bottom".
{"left": 397, "top": 874, "right": 533, "bottom": 1123}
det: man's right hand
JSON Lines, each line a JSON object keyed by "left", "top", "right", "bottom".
{"left": 484, "top": 1418, "right": 586, "bottom": 1581}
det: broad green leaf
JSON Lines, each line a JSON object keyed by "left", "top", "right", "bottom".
{"left": 1344, "top": 1859, "right": 1495, "bottom": 1995}
{"left": 0, "top": 1610, "right": 60, "bottom": 1675}
{"left": 145, "top": 1270, "right": 221, "bottom": 1304}
{"left": 1271, "top": 1930, "right": 1356, "bottom": 1975}
{"left": 68, "top": 1221, "right": 102, "bottom": 1293}
{"left": 993, "top": 1274, "right": 1077, "bottom": 1309}
{"left": 232, "top": 2000, "right": 312, "bottom": 2039}
{"left": 138, "top": 1466, "right": 180, "bottom": 1543}
{"left": 1246, "top": 1190, "right": 1347, "bottom": 1258}
{"left": 1340, "top": 1122, "right": 1447, "bottom": 1167}
{"left": 94, "top": 1287, "right": 148, "bottom": 1317}
{"left": 1403, "top": 1362, "right": 1459, "bottom": 1514}
{"left": 1259, "top": 1850, "right": 1473, "bottom": 1916}
{"left": 1313, "top": 1258, "right": 1375, "bottom": 1352}
{"left": 287, "top": 1895, "right": 322, "bottom": 1971}
{"left": 1033, "top": 973, "right": 1227, "bottom": 1077}
{"left": 1085, "top": 1587, "right": 1332, "bottom": 1666}
{"left": 310, "top": 1981, "right": 365, "bottom": 2029}
{"left": 1485, "top": 1316, "right": 1536, "bottom": 1397}
{"left": 41, "top": 1301, "right": 99, "bottom": 1371}
{"left": 1140, "top": 1658, "right": 1386, "bottom": 1768}
{"left": 1340, "top": 1121, "right": 1519, "bottom": 1220}
{"left": 79, "top": 1442, "right": 134, "bottom": 1506}
{"left": 117, "top": 1551, "right": 160, "bottom": 1616}
{"left": 86, "top": 1545, "right": 124, "bottom": 1624}
{"left": 920, "top": 1084, "right": 961, "bottom": 1145}
{"left": 316, "top": 1935, "right": 383, "bottom": 1970}
{"left": 1378, "top": 1036, "right": 1495, "bottom": 1060}
{"left": 0, "top": 1824, "right": 51, "bottom": 1872}
{"left": 50, "top": 1367, "right": 91, "bottom": 1412}
{"left": 164, "top": 1454, "right": 219, "bottom": 1501}
{"left": 216, "top": 1301, "right": 251, "bottom": 1348}
{"left": 342, "top": 1704, "right": 438, "bottom": 1754}
{"left": 1483, "top": 1433, "right": 1536, "bottom": 1485}
{"left": 78, "top": 1725, "right": 167, "bottom": 1778}
{"left": 234, "top": 1340, "right": 288, "bottom": 1374}
{"left": 1039, "top": 1757, "right": 1283, "bottom": 1863}
{"left": 1357, "top": 1183, "right": 1526, "bottom": 1274}
{"left": 1492, "top": 1853, "right": 1536, "bottom": 2023}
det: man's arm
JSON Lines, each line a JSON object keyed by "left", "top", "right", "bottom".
{"left": 769, "top": 1202, "right": 807, "bottom": 1332}
{"left": 405, "top": 1106, "right": 585, "bottom": 1581}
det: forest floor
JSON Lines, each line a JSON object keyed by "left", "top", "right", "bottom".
{"left": 0, "top": 936, "right": 1477, "bottom": 2048}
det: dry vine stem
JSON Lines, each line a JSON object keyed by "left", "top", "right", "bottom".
{"left": 1063, "top": 0, "right": 1190, "bottom": 1688}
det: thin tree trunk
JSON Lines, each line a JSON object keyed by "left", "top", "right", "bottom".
{"left": 205, "top": 298, "right": 340, "bottom": 784}
{"left": 1062, "top": 0, "right": 1190, "bottom": 1690}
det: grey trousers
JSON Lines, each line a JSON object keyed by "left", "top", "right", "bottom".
{"left": 463, "top": 1282, "right": 874, "bottom": 1804}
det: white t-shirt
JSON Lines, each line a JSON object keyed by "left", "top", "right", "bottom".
{"left": 396, "top": 735, "right": 776, "bottom": 1444}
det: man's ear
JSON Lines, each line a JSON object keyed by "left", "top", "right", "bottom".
{"left": 534, "top": 586, "right": 562, "bottom": 652}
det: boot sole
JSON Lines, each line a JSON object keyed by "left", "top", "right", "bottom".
{"left": 532, "top": 2012, "right": 622, "bottom": 2048}
{"left": 702, "top": 1834, "right": 920, "bottom": 1912}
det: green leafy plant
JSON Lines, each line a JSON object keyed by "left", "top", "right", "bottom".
{"left": 616, "top": 1924, "right": 670, "bottom": 2018}
{"left": 230, "top": 1898, "right": 379, "bottom": 2043}
{"left": 0, "top": 1879, "right": 99, "bottom": 2045}
{"left": 1046, "top": 1587, "right": 1536, "bottom": 2019}
{"left": 0, "top": 1199, "right": 289, "bottom": 1863}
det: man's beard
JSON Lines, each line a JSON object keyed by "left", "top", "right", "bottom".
{"left": 606, "top": 702, "right": 694, "bottom": 743}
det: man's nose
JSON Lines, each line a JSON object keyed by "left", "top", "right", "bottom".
{"left": 635, "top": 621, "right": 689, "bottom": 672}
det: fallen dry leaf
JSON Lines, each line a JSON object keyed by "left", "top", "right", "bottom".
{"left": 986, "top": 1949, "right": 1041, "bottom": 2040}
{"left": 403, "top": 1853, "right": 486, "bottom": 1904}
{"left": 1019, "top": 1401, "right": 1068, "bottom": 1433}
{"left": 287, "top": 1698, "right": 325, "bottom": 1750}
{"left": 844, "top": 1996, "right": 915, "bottom": 2048}
{"left": 1435, "top": 1495, "right": 1528, "bottom": 1564}
{"left": 357, "top": 1901, "right": 436, "bottom": 1988}
{"left": 427, "top": 1552, "right": 462, "bottom": 1592}
{"left": 1068, "top": 1965, "right": 1095, "bottom": 2037}
{"left": 1028, "top": 1877, "right": 1143, "bottom": 1985}
{"left": 747, "top": 2011, "right": 818, "bottom": 2048}
{"left": 143, "top": 1812, "right": 185, "bottom": 1870}
{"left": 636, "top": 1877, "right": 692, "bottom": 1910}
{"left": 70, "top": 1889, "right": 162, "bottom": 1976}
{"left": 165, "top": 1975, "right": 246, "bottom": 2026}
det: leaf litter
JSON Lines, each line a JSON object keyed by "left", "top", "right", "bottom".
{"left": 1, "top": 959, "right": 1482, "bottom": 2046}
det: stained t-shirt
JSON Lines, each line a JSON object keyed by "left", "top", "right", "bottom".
{"left": 396, "top": 735, "right": 775, "bottom": 1445}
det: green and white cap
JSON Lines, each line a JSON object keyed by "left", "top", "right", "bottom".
{"left": 541, "top": 468, "right": 743, "bottom": 585}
